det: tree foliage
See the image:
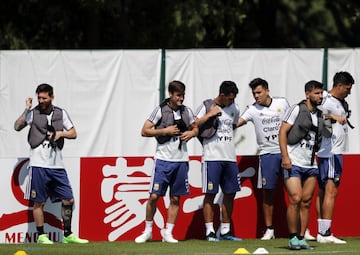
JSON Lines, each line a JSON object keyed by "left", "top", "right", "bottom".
{"left": 1, "top": 0, "right": 359, "bottom": 49}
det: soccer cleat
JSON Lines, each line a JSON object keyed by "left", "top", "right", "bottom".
{"left": 62, "top": 233, "right": 89, "bottom": 244}
{"left": 260, "top": 228, "right": 275, "bottom": 240}
{"left": 304, "top": 228, "right": 316, "bottom": 240}
{"left": 219, "top": 232, "right": 242, "bottom": 241}
{"left": 206, "top": 232, "right": 219, "bottom": 242}
{"left": 288, "top": 236, "right": 301, "bottom": 250}
{"left": 317, "top": 234, "right": 346, "bottom": 244}
{"left": 330, "top": 235, "right": 347, "bottom": 244}
{"left": 37, "top": 234, "right": 54, "bottom": 244}
{"left": 298, "top": 238, "right": 315, "bottom": 250}
{"left": 160, "top": 229, "right": 178, "bottom": 243}
{"left": 135, "top": 231, "right": 152, "bottom": 243}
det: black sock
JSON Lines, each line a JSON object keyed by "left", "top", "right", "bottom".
{"left": 61, "top": 203, "right": 73, "bottom": 237}
{"left": 289, "top": 233, "right": 297, "bottom": 239}
{"left": 37, "top": 226, "right": 45, "bottom": 235}
{"left": 266, "top": 226, "right": 274, "bottom": 230}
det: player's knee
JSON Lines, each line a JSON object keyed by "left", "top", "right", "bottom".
{"left": 170, "top": 196, "right": 180, "bottom": 206}
{"left": 62, "top": 198, "right": 74, "bottom": 205}
{"left": 289, "top": 194, "right": 302, "bottom": 204}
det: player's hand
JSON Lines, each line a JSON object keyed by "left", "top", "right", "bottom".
{"left": 281, "top": 156, "right": 292, "bottom": 171}
{"left": 338, "top": 115, "right": 347, "bottom": 125}
{"left": 165, "top": 125, "right": 180, "bottom": 136}
{"left": 53, "top": 131, "right": 64, "bottom": 141}
{"left": 209, "top": 105, "right": 221, "bottom": 117}
{"left": 26, "top": 97, "right": 33, "bottom": 109}
{"left": 180, "top": 130, "right": 194, "bottom": 142}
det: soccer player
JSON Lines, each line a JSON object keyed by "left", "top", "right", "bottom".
{"left": 135, "top": 80, "right": 198, "bottom": 243}
{"left": 195, "top": 81, "right": 242, "bottom": 242}
{"left": 237, "top": 78, "right": 290, "bottom": 240}
{"left": 316, "top": 71, "right": 355, "bottom": 244}
{"left": 279, "top": 80, "right": 325, "bottom": 250}
{"left": 14, "top": 83, "right": 89, "bottom": 244}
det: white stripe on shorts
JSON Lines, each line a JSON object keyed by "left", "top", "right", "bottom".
{"left": 257, "top": 158, "right": 262, "bottom": 189}
{"left": 328, "top": 155, "right": 335, "bottom": 179}
{"left": 24, "top": 166, "right": 32, "bottom": 200}
{"left": 201, "top": 162, "right": 208, "bottom": 193}
{"left": 149, "top": 159, "right": 156, "bottom": 192}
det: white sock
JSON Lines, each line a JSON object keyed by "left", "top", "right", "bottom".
{"left": 205, "top": 222, "right": 215, "bottom": 235}
{"left": 220, "top": 223, "right": 230, "bottom": 235}
{"left": 165, "top": 223, "right": 175, "bottom": 235}
{"left": 318, "top": 219, "right": 331, "bottom": 235}
{"left": 145, "top": 220, "right": 153, "bottom": 233}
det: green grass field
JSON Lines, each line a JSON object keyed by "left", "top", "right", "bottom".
{"left": 2, "top": 238, "right": 360, "bottom": 255}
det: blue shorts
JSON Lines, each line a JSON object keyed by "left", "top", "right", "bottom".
{"left": 258, "top": 153, "right": 283, "bottom": 189}
{"left": 26, "top": 167, "right": 74, "bottom": 203}
{"left": 150, "top": 159, "right": 189, "bottom": 196}
{"left": 318, "top": 155, "right": 343, "bottom": 189}
{"left": 283, "top": 165, "right": 318, "bottom": 180}
{"left": 202, "top": 161, "right": 241, "bottom": 194}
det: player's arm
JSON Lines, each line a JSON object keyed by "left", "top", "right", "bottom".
{"left": 141, "top": 120, "right": 179, "bottom": 138}
{"left": 195, "top": 105, "right": 221, "bottom": 128}
{"left": 324, "top": 113, "right": 347, "bottom": 125}
{"left": 14, "top": 97, "right": 33, "bottom": 131}
{"left": 236, "top": 117, "right": 247, "bottom": 128}
{"left": 56, "top": 127, "right": 77, "bottom": 141}
{"left": 279, "top": 121, "right": 292, "bottom": 170}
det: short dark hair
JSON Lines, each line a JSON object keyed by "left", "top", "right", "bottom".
{"left": 249, "top": 78, "right": 269, "bottom": 90}
{"left": 219, "top": 81, "right": 238, "bottom": 96}
{"left": 168, "top": 80, "right": 185, "bottom": 94}
{"left": 305, "top": 80, "right": 323, "bottom": 92}
{"left": 333, "top": 71, "right": 355, "bottom": 87}
{"left": 36, "top": 83, "right": 54, "bottom": 96}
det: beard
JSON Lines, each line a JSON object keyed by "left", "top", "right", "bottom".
{"left": 310, "top": 98, "right": 321, "bottom": 107}
{"left": 38, "top": 103, "right": 52, "bottom": 114}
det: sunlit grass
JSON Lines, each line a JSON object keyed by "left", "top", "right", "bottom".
{"left": 2, "top": 238, "right": 359, "bottom": 255}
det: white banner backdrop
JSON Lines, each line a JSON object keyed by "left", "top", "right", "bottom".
{"left": 165, "top": 49, "right": 324, "bottom": 155}
{"left": 0, "top": 50, "right": 161, "bottom": 158}
{"left": 327, "top": 49, "right": 360, "bottom": 153}
{"left": 1, "top": 49, "right": 359, "bottom": 159}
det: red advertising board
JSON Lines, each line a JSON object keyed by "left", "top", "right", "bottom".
{"left": 79, "top": 155, "right": 360, "bottom": 241}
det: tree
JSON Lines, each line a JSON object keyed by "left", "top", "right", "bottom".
{"left": 0, "top": 0, "right": 359, "bottom": 49}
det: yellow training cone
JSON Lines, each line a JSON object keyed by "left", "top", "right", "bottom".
{"left": 234, "top": 247, "right": 250, "bottom": 254}
{"left": 14, "top": 251, "right": 28, "bottom": 255}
